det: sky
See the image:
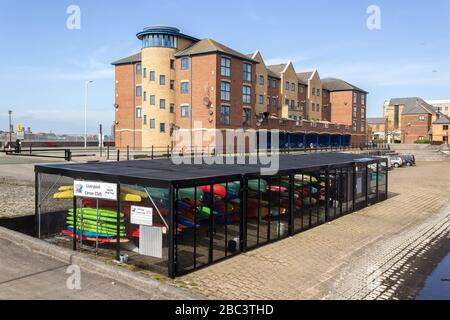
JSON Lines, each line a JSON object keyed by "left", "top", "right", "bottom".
{"left": 0, "top": 0, "right": 449, "bottom": 135}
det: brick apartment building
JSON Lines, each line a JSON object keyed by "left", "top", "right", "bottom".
{"left": 384, "top": 97, "right": 450, "bottom": 144}
{"left": 112, "top": 26, "right": 368, "bottom": 150}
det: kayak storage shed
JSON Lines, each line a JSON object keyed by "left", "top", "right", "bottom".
{"left": 34, "top": 153, "right": 388, "bottom": 278}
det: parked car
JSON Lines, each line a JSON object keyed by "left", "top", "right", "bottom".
{"left": 389, "top": 156, "right": 403, "bottom": 168}
{"left": 399, "top": 154, "right": 416, "bottom": 166}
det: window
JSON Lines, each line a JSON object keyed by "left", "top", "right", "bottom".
{"left": 160, "top": 99, "right": 166, "bottom": 109}
{"left": 220, "top": 106, "right": 230, "bottom": 125}
{"left": 170, "top": 80, "right": 175, "bottom": 90}
{"left": 181, "top": 105, "right": 189, "bottom": 118}
{"left": 290, "top": 100, "right": 295, "bottom": 110}
{"left": 160, "top": 75, "right": 166, "bottom": 85}
{"left": 285, "top": 98, "right": 289, "bottom": 106}
{"left": 285, "top": 81, "right": 290, "bottom": 90}
{"left": 136, "top": 63, "right": 142, "bottom": 75}
{"left": 353, "top": 92, "right": 358, "bottom": 104}
{"left": 291, "top": 83, "right": 295, "bottom": 91}
{"left": 170, "top": 104, "right": 174, "bottom": 113}
{"left": 143, "top": 68, "right": 147, "bottom": 78}
{"left": 181, "top": 58, "right": 189, "bottom": 70}
{"left": 259, "top": 75, "right": 265, "bottom": 85}
{"left": 418, "top": 115, "right": 425, "bottom": 122}
{"left": 418, "top": 136, "right": 424, "bottom": 141}
{"left": 135, "top": 107, "right": 142, "bottom": 118}
{"left": 150, "top": 119, "right": 155, "bottom": 129}
{"left": 143, "top": 115, "right": 147, "bottom": 125}
{"left": 272, "top": 97, "right": 277, "bottom": 106}
{"left": 311, "top": 103, "right": 315, "bottom": 111}
{"left": 362, "top": 94, "right": 366, "bottom": 105}
{"left": 170, "top": 59, "right": 175, "bottom": 69}
{"left": 243, "top": 108, "right": 251, "bottom": 126}
{"left": 259, "top": 95, "right": 264, "bottom": 105}
{"left": 149, "top": 71, "right": 155, "bottom": 81}
{"left": 316, "top": 89, "right": 320, "bottom": 96}
{"left": 143, "top": 91, "right": 147, "bottom": 101}
{"left": 312, "top": 88, "right": 316, "bottom": 96}
{"left": 221, "top": 81, "right": 231, "bottom": 101}
{"left": 142, "top": 34, "right": 177, "bottom": 48}
{"left": 136, "top": 86, "right": 142, "bottom": 97}
{"left": 221, "top": 57, "right": 231, "bottom": 77}
{"left": 243, "top": 86, "right": 252, "bottom": 104}
{"left": 394, "top": 105, "right": 400, "bottom": 129}
{"left": 160, "top": 123, "right": 165, "bottom": 133}
{"left": 444, "top": 125, "right": 449, "bottom": 131}
{"left": 150, "top": 95, "right": 156, "bottom": 106}
{"left": 271, "top": 79, "right": 277, "bottom": 88}
{"left": 243, "top": 63, "right": 252, "bottom": 81}
{"left": 181, "top": 82, "right": 189, "bottom": 94}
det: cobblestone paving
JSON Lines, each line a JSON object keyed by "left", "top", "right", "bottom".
{"left": 178, "top": 162, "right": 450, "bottom": 300}
{"left": 0, "top": 180, "right": 34, "bottom": 218}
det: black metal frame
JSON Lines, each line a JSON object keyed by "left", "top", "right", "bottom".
{"left": 35, "top": 156, "right": 388, "bottom": 279}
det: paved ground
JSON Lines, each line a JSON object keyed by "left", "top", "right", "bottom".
{"left": 178, "top": 162, "right": 450, "bottom": 300}
{"left": 0, "top": 237, "right": 157, "bottom": 300}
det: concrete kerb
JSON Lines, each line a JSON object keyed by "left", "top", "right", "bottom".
{"left": 0, "top": 226, "right": 205, "bottom": 300}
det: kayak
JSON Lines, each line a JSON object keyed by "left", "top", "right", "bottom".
{"left": 198, "top": 185, "right": 227, "bottom": 198}
{"left": 63, "top": 229, "right": 129, "bottom": 243}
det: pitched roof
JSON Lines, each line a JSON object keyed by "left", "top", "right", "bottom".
{"left": 322, "top": 78, "right": 368, "bottom": 94}
{"left": 111, "top": 53, "right": 141, "bottom": 66}
{"left": 367, "top": 117, "right": 387, "bottom": 125}
{"left": 389, "top": 97, "right": 437, "bottom": 115}
{"left": 297, "top": 71, "right": 314, "bottom": 85}
{"left": 175, "top": 38, "right": 257, "bottom": 62}
{"left": 267, "top": 64, "right": 287, "bottom": 77}
{"left": 433, "top": 114, "right": 450, "bottom": 124}
{"left": 267, "top": 68, "right": 281, "bottom": 79}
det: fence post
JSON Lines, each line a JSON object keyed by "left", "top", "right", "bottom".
{"left": 151, "top": 145, "right": 154, "bottom": 159}
{"left": 117, "top": 149, "right": 120, "bottom": 162}
{"left": 107, "top": 144, "right": 110, "bottom": 160}
{"left": 167, "top": 145, "right": 170, "bottom": 159}
{"left": 127, "top": 145, "right": 130, "bottom": 161}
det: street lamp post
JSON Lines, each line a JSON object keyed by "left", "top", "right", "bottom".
{"left": 84, "top": 80, "right": 94, "bottom": 149}
{"left": 8, "top": 110, "right": 12, "bottom": 148}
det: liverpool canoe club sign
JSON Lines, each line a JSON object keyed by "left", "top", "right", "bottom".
{"left": 73, "top": 181, "right": 118, "bottom": 201}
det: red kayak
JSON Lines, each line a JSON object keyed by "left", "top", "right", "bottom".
{"left": 198, "top": 185, "right": 227, "bottom": 198}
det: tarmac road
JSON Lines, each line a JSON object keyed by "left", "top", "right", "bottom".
{"left": 0, "top": 237, "right": 156, "bottom": 300}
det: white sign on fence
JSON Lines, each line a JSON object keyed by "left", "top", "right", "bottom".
{"left": 131, "top": 206, "right": 153, "bottom": 226}
{"left": 73, "top": 181, "right": 118, "bottom": 200}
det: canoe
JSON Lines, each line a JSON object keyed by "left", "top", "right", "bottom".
{"left": 59, "top": 186, "right": 74, "bottom": 192}
{"left": 67, "top": 212, "right": 124, "bottom": 224}
{"left": 248, "top": 179, "right": 268, "bottom": 192}
{"left": 269, "top": 185, "right": 288, "bottom": 193}
{"left": 68, "top": 208, "right": 124, "bottom": 218}
{"left": 54, "top": 190, "right": 74, "bottom": 199}
{"left": 121, "top": 186, "right": 149, "bottom": 198}
{"left": 53, "top": 190, "right": 141, "bottom": 202}
{"left": 198, "top": 185, "right": 227, "bottom": 198}
{"left": 63, "top": 229, "right": 129, "bottom": 243}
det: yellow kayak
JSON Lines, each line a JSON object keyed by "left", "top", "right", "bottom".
{"left": 59, "top": 186, "right": 74, "bottom": 192}
{"left": 53, "top": 190, "right": 74, "bottom": 199}
{"left": 120, "top": 186, "right": 148, "bottom": 199}
{"left": 53, "top": 190, "right": 141, "bottom": 202}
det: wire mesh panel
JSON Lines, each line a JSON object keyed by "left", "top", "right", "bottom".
{"left": 37, "top": 173, "right": 74, "bottom": 239}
